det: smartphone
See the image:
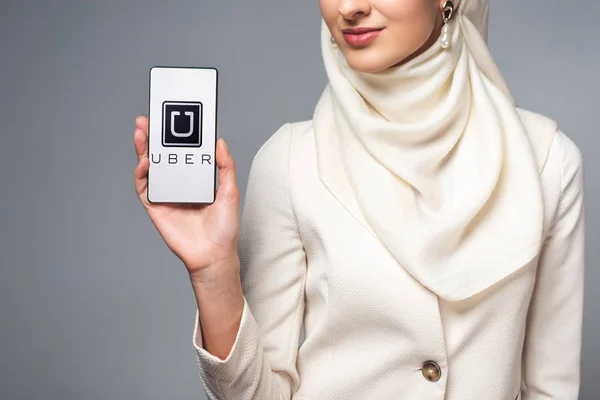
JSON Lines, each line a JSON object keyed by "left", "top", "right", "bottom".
{"left": 147, "top": 66, "right": 218, "bottom": 204}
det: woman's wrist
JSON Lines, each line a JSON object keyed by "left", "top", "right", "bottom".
{"left": 188, "top": 255, "right": 240, "bottom": 287}
{"left": 189, "top": 257, "right": 245, "bottom": 359}
{"left": 189, "top": 256, "right": 244, "bottom": 326}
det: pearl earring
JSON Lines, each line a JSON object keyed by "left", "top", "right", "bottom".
{"left": 441, "top": 0, "right": 454, "bottom": 49}
{"left": 330, "top": 35, "right": 338, "bottom": 49}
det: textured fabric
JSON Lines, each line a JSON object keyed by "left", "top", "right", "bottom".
{"left": 313, "top": 0, "right": 557, "bottom": 301}
{"left": 193, "top": 119, "right": 585, "bottom": 399}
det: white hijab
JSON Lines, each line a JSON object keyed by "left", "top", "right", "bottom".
{"left": 312, "top": 0, "right": 554, "bottom": 301}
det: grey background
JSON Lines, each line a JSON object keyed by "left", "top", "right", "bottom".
{"left": 0, "top": 0, "right": 597, "bottom": 398}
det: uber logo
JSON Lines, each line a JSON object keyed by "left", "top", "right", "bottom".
{"left": 162, "top": 101, "right": 202, "bottom": 147}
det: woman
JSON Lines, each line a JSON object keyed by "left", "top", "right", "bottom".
{"left": 133, "top": 0, "right": 585, "bottom": 399}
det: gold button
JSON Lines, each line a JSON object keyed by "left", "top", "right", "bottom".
{"left": 421, "top": 360, "right": 441, "bottom": 382}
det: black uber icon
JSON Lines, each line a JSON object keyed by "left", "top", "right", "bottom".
{"left": 162, "top": 101, "right": 202, "bottom": 147}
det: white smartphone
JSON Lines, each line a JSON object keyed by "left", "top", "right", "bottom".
{"left": 147, "top": 66, "right": 218, "bottom": 204}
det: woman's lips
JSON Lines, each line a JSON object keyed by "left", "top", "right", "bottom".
{"left": 341, "top": 28, "right": 383, "bottom": 46}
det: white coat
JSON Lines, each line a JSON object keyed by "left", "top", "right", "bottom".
{"left": 192, "top": 110, "right": 585, "bottom": 400}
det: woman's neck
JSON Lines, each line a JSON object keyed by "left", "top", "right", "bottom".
{"left": 391, "top": 14, "right": 444, "bottom": 69}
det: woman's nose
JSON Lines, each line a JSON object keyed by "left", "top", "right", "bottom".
{"left": 338, "top": 0, "right": 371, "bottom": 21}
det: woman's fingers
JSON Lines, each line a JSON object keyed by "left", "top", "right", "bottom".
{"left": 215, "top": 138, "right": 239, "bottom": 206}
{"left": 135, "top": 115, "right": 148, "bottom": 133}
{"left": 134, "top": 156, "right": 150, "bottom": 205}
{"left": 133, "top": 128, "right": 148, "bottom": 162}
{"left": 134, "top": 116, "right": 149, "bottom": 162}
{"left": 134, "top": 116, "right": 150, "bottom": 205}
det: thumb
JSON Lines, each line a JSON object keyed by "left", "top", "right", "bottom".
{"left": 216, "top": 138, "right": 239, "bottom": 205}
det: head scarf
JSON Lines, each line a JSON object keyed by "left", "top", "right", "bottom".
{"left": 312, "top": 0, "right": 554, "bottom": 301}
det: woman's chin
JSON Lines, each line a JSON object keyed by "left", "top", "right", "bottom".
{"left": 341, "top": 47, "right": 407, "bottom": 73}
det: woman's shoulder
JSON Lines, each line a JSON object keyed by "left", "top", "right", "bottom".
{"left": 516, "top": 107, "right": 583, "bottom": 175}
{"left": 516, "top": 108, "right": 584, "bottom": 224}
{"left": 252, "top": 120, "right": 314, "bottom": 160}
{"left": 248, "top": 120, "right": 315, "bottom": 180}
{"left": 551, "top": 128, "right": 585, "bottom": 200}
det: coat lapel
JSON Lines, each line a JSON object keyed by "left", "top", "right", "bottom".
{"left": 313, "top": 86, "right": 376, "bottom": 237}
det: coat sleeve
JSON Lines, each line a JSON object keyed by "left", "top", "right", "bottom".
{"left": 521, "top": 130, "right": 586, "bottom": 400}
{"left": 192, "top": 123, "right": 307, "bottom": 399}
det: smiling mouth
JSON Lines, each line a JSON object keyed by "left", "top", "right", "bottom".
{"left": 341, "top": 27, "right": 384, "bottom": 34}
{"left": 341, "top": 28, "right": 384, "bottom": 46}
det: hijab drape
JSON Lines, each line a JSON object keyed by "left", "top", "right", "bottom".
{"left": 312, "top": 0, "right": 555, "bottom": 301}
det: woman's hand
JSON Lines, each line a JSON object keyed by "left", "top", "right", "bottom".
{"left": 132, "top": 116, "right": 240, "bottom": 283}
